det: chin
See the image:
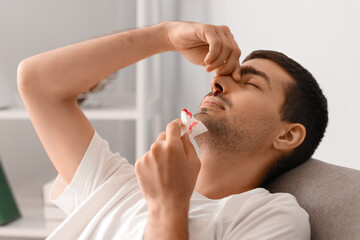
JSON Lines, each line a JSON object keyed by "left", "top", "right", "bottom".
{"left": 193, "top": 112, "right": 210, "bottom": 129}
{"left": 194, "top": 108, "right": 210, "bottom": 119}
{"left": 194, "top": 111, "right": 206, "bottom": 119}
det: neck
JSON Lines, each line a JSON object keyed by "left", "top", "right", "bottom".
{"left": 194, "top": 148, "right": 268, "bottom": 199}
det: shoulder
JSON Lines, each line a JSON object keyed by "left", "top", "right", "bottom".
{"left": 222, "top": 188, "right": 310, "bottom": 239}
{"left": 230, "top": 188, "right": 309, "bottom": 225}
{"left": 224, "top": 188, "right": 302, "bottom": 207}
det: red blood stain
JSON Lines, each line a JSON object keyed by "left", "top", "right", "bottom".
{"left": 189, "top": 121, "right": 199, "bottom": 134}
{"left": 214, "top": 90, "right": 221, "bottom": 96}
{"left": 183, "top": 108, "right": 192, "bottom": 118}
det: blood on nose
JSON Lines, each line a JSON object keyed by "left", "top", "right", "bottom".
{"left": 214, "top": 90, "right": 221, "bottom": 96}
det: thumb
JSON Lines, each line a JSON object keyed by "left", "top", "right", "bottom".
{"left": 181, "top": 133, "right": 201, "bottom": 167}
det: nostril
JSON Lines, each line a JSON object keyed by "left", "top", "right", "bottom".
{"left": 215, "top": 83, "right": 223, "bottom": 92}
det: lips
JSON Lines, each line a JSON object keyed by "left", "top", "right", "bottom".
{"left": 201, "top": 96, "right": 225, "bottom": 110}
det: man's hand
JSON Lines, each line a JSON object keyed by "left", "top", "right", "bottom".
{"left": 135, "top": 119, "right": 200, "bottom": 209}
{"left": 164, "top": 22, "right": 241, "bottom": 80}
{"left": 135, "top": 119, "right": 201, "bottom": 239}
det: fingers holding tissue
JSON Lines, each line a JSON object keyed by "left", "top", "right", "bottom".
{"left": 135, "top": 109, "right": 207, "bottom": 209}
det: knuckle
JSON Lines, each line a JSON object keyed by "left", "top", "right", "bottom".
{"left": 144, "top": 151, "right": 157, "bottom": 164}
{"left": 145, "top": 150, "right": 152, "bottom": 158}
{"left": 135, "top": 160, "right": 140, "bottom": 172}
{"left": 199, "top": 24, "right": 211, "bottom": 37}
{"left": 143, "top": 151, "right": 151, "bottom": 161}
{"left": 220, "top": 25, "right": 230, "bottom": 32}
{"left": 203, "top": 23, "right": 213, "bottom": 31}
{"left": 150, "top": 141, "right": 163, "bottom": 154}
{"left": 229, "top": 31, "right": 235, "bottom": 39}
{"left": 233, "top": 46, "right": 241, "bottom": 56}
{"left": 237, "top": 48, "right": 242, "bottom": 57}
{"left": 135, "top": 155, "right": 145, "bottom": 173}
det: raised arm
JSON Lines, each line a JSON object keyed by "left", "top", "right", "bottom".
{"left": 17, "top": 23, "right": 172, "bottom": 184}
{"left": 17, "top": 21, "right": 240, "bottom": 190}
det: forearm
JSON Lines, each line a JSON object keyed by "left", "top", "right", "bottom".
{"left": 18, "top": 22, "right": 172, "bottom": 101}
{"left": 144, "top": 205, "right": 189, "bottom": 240}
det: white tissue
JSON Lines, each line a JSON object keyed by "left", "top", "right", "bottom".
{"left": 180, "top": 109, "right": 208, "bottom": 138}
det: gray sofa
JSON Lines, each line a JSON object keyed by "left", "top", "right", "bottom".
{"left": 266, "top": 158, "right": 360, "bottom": 240}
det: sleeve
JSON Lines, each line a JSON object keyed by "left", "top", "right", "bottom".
{"left": 225, "top": 193, "right": 311, "bottom": 240}
{"left": 49, "top": 131, "right": 136, "bottom": 215}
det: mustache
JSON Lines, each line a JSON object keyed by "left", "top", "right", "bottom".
{"left": 202, "top": 91, "right": 232, "bottom": 108}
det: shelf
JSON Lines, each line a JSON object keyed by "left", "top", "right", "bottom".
{"left": 85, "top": 108, "right": 137, "bottom": 120}
{"left": 0, "top": 198, "right": 59, "bottom": 238}
{"left": 0, "top": 94, "right": 137, "bottom": 121}
{"left": 0, "top": 107, "right": 29, "bottom": 120}
{"left": 0, "top": 107, "right": 137, "bottom": 121}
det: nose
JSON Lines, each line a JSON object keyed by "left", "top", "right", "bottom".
{"left": 210, "top": 76, "right": 233, "bottom": 94}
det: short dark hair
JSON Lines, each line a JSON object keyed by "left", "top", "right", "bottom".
{"left": 243, "top": 50, "right": 328, "bottom": 184}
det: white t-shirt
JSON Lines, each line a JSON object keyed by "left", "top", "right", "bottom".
{"left": 47, "top": 131, "right": 310, "bottom": 240}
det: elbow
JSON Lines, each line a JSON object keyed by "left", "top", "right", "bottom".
{"left": 17, "top": 58, "right": 37, "bottom": 96}
{"left": 17, "top": 58, "right": 75, "bottom": 102}
{"left": 17, "top": 58, "right": 45, "bottom": 99}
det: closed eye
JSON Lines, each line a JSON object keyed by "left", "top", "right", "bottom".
{"left": 246, "top": 82, "right": 260, "bottom": 89}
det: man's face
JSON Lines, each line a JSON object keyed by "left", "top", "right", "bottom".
{"left": 194, "top": 58, "right": 295, "bottom": 158}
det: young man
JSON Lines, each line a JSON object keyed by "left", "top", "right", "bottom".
{"left": 18, "top": 21, "right": 327, "bottom": 239}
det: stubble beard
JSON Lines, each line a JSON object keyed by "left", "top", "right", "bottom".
{"left": 194, "top": 109, "right": 275, "bottom": 158}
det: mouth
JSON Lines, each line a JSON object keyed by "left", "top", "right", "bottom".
{"left": 201, "top": 97, "right": 225, "bottom": 110}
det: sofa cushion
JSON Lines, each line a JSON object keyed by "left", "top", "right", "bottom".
{"left": 265, "top": 158, "right": 360, "bottom": 240}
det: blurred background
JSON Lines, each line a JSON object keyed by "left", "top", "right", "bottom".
{"left": 0, "top": 0, "right": 360, "bottom": 183}
{"left": 0, "top": 0, "right": 359, "bottom": 238}
{"left": 1, "top": 0, "right": 359, "bottom": 167}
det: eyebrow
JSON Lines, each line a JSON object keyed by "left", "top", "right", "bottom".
{"left": 241, "top": 66, "right": 271, "bottom": 87}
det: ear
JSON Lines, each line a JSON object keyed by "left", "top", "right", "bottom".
{"left": 273, "top": 123, "right": 306, "bottom": 152}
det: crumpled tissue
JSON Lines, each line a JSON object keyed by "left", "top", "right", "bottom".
{"left": 180, "top": 108, "right": 208, "bottom": 138}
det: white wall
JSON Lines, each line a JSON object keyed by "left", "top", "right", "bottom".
{"left": 1, "top": 0, "right": 359, "bottom": 174}
{"left": 223, "top": 0, "right": 360, "bottom": 170}
{"left": 0, "top": 0, "right": 136, "bottom": 93}
{"left": 166, "top": 0, "right": 360, "bottom": 170}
